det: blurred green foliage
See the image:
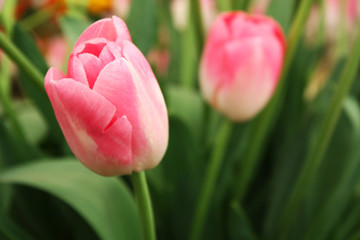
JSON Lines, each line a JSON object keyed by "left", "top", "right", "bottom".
{"left": 0, "top": 0, "right": 360, "bottom": 239}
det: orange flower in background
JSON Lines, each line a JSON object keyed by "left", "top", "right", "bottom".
{"left": 88, "top": 0, "right": 112, "bottom": 14}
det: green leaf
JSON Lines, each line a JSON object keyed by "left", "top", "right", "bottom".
{"left": 127, "top": 0, "right": 157, "bottom": 55}
{"left": 0, "top": 0, "right": 16, "bottom": 32}
{"left": 4, "top": 101, "right": 47, "bottom": 146}
{"left": 267, "top": 0, "right": 296, "bottom": 34}
{"left": 11, "top": 25, "right": 63, "bottom": 141}
{"left": 147, "top": 117, "right": 201, "bottom": 240}
{"left": 0, "top": 119, "right": 41, "bottom": 167}
{"left": 179, "top": 23, "right": 198, "bottom": 88}
{"left": 228, "top": 202, "right": 256, "bottom": 240}
{"left": 303, "top": 97, "right": 360, "bottom": 240}
{"left": 0, "top": 159, "right": 141, "bottom": 240}
{"left": 0, "top": 211, "right": 34, "bottom": 240}
{"left": 167, "top": 85, "right": 204, "bottom": 144}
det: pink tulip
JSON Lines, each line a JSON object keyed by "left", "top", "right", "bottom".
{"left": 45, "top": 16, "right": 169, "bottom": 176}
{"left": 200, "top": 12, "right": 286, "bottom": 121}
{"left": 44, "top": 36, "right": 68, "bottom": 71}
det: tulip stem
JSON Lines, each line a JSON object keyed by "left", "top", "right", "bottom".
{"left": 131, "top": 171, "right": 156, "bottom": 240}
{"left": 190, "top": 0, "right": 206, "bottom": 50}
{"left": 278, "top": 29, "right": 360, "bottom": 240}
{"left": 0, "top": 32, "right": 44, "bottom": 92}
{"left": 190, "top": 119, "right": 233, "bottom": 240}
{"left": 231, "top": 0, "right": 314, "bottom": 203}
{"left": 0, "top": 56, "right": 25, "bottom": 139}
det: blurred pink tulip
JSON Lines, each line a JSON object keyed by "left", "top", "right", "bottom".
{"left": 45, "top": 16, "right": 169, "bottom": 176}
{"left": 200, "top": 12, "right": 286, "bottom": 121}
{"left": 147, "top": 48, "right": 170, "bottom": 77}
{"left": 45, "top": 36, "right": 68, "bottom": 71}
{"left": 0, "top": 0, "right": 3, "bottom": 11}
{"left": 306, "top": 0, "right": 359, "bottom": 45}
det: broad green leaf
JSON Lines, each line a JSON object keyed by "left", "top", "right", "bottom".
{"left": 0, "top": 159, "right": 141, "bottom": 240}
{"left": 127, "top": 0, "right": 157, "bottom": 55}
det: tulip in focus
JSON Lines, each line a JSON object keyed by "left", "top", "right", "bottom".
{"left": 45, "top": 16, "right": 169, "bottom": 176}
{"left": 200, "top": 12, "right": 286, "bottom": 121}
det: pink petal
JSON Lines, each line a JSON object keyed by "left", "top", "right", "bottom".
{"left": 74, "top": 16, "right": 131, "bottom": 50}
{"left": 45, "top": 67, "right": 66, "bottom": 86}
{"left": 217, "top": 45, "right": 275, "bottom": 121}
{"left": 262, "top": 35, "right": 284, "bottom": 82}
{"left": 112, "top": 16, "right": 132, "bottom": 43}
{"left": 93, "top": 56, "right": 168, "bottom": 171}
{"left": 99, "top": 45, "right": 116, "bottom": 65}
{"left": 102, "top": 41, "right": 125, "bottom": 59}
{"left": 93, "top": 59, "right": 144, "bottom": 155}
{"left": 122, "top": 41, "right": 158, "bottom": 90}
{"left": 67, "top": 54, "right": 89, "bottom": 87}
{"left": 77, "top": 53, "right": 103, "bottom": 89}
{"left": 45, "top": 68, "right": 133, "bottom": 176}
{"left": 207, "top": 12, "right": 232, "bottom": 45}
{"left": 122, "top": 42, "right": 169, "bottom": 170}
{"left": 71, "top": 38, "right": 108, "bottom": 56}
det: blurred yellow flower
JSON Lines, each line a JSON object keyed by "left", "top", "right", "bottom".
{"left": 87, "top": 0, "right": 112, "bottom": 14}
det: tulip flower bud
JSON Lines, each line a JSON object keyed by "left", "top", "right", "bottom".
{"left": 200, "top": 12, "right": 286, "bottom": 121}
{"left": 45, "top": 16, "right": 169, "bottom": 176}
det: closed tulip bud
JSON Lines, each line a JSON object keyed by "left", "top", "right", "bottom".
{"left": 200, "top": 12, "right": 286, "bottom": 121}
{"left": 45, "top": 16, "right": 169, "bottom": 176}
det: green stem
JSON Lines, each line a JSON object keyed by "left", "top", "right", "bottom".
{"left": 232, "top": 0, "right": 252, "bottom": 11}
{"left": 131, "top": 171, "right": 156, "bottom": 240}
{"left": 190, "top": 0, "right": 206, "bottom": 52}
{"left": 217, "top": 0, "right": 232, "bottom": 11}
{"left": 190, "top": 119, "right": 233, "bottom": 240}
{"left": 278, "top": 29, "right": 360, "bottom": 239}
{"left": 0, "top": 32, "right": 44, "bottom": 92}
{"left": 0, "top": 56, "right": 25, "bottom": 139}
{"left": 231, "top": 0, "right": 313, "bottom": 202}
